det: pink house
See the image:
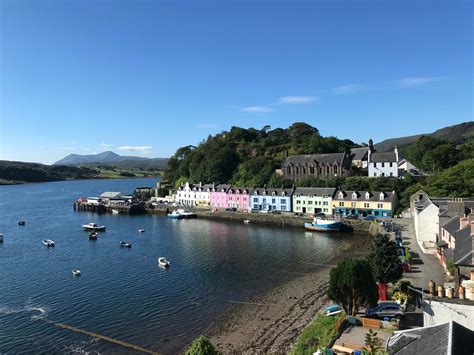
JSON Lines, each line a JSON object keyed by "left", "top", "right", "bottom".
{"left": 210, "top": 184, "right": 231, "bottom": 209}
{"left": 227, "top": 187, "right": 251, "bottom": 212}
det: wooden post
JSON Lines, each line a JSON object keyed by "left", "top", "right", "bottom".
{"left": 447, "top": 287, "right": 454, "bottom": 299}
{"left": 459, "top": 286, "right": 465, "bottom": 300}
{"left": 429, "top": 280, "right": 435, "bottom": 296}
{"left": 437, "top": 285, "right": 444, "bottom": 298}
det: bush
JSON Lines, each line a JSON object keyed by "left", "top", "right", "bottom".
{"left": 185, "top": 336, "right": 217, "bottom": 355}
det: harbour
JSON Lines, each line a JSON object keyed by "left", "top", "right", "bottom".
{"left": 0, "top": 178, "right": 365, "bottom": 353}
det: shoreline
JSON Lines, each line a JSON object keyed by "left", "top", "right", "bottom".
{"left": 207, "top": 232, "right": 371, "bottom": 354}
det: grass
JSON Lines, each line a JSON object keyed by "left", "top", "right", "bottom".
{"left": 291, "top": 312, "right": 343, "bottom": 355}
{"left": 96, "top": 168, "right": 163, "bottom": 179}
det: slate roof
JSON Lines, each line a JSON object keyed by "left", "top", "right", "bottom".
{"left": 228, "top": 187, "right": 251, "bottom": 193}
{"left": 441, "top": 216, "right": 460, "bottom": 235}
{"left": 282, "top": 153, "right": 347, "bottom": 166}
{"left": 334, "top": 190, "right": 397, "bottom": 202}
{"left": 350, "top": 147, "right": 369, "bottom": 161}
{"left": 251, "top": 188, "right": 294, "bottom": 196}
{"left": 213, "top": 184, "right": 231, "bottom": 192}
{"left": 195, "top": 183, "right": 214, "bottom": 191}
{"left": 454, "top": 225, "right": 473, "bottom": 265}
{"left": 387, "top": 321, "right": 474, "bottom": 355}
{"left": 293, "top": 187, "right": 336, "bottom": 197}
{"left": 370, "top": 151, "right": 397, "bottom": 163}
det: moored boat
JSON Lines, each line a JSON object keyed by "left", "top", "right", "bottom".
{"left": 89, "top": 232, "right": 98, "bottom": 240}
{"left": 112, "top": 209, "right": 119, "bottom": 215}
{"left": 18, "top": 221, "right": 26, "bottom": 226}
{"left": 42, "top": 239, "right": 55, "bottom": 247}
{"left": 82, "top": 223, "right": 106, "bottom": 231}
{"left": 167, "top": 209, "right": 197, "bottom": 219}
{"left": 138, "top": 229, "right": 145, "bottom": 233}
{"left": 304, "top": 217, "right": 342, "bottom": 232}
{"left": 243, "top": 219, "right": 250, "bottom": 224}
{"left": 0, "top": 233, "right": 3, "bottom": 243}
{"left": 158, "top": 257, "right": 170, "bottom": 268}
{"left": 120, "top": 241, "right": 132, "bottom": 248}
{"left": 72, "top": 269, "right": 81, "bottom": 276}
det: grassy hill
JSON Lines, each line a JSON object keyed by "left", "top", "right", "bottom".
{"left": 375, "top": 121, "right": 474, "bottom": 152}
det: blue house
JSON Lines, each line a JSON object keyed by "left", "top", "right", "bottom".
{"left": 250, "top": 188, "right": 294, "bottom": 212}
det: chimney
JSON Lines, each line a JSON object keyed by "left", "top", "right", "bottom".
{"left": 394, "top": 146, "right": 399, "bottom": 162}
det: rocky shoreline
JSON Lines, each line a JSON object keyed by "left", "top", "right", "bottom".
{"left": 207, "top": 232, "right": 371, "bottom": 354}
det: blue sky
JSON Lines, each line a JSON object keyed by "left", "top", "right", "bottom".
{"left": 1, "top": 0, "right": 472, "bottom": 164}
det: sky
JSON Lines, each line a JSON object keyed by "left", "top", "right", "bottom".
{"left": 0, "top": 0, "right": 472, "bottom": 164}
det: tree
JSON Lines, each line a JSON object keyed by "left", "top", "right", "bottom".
{"left": 364, "top": 329, "right": 383, "bottom": 354}
{"left": 327, "top": 258, "right": 378, "bottom": 316}
{"left": 426, "top": 159, "right": 474, "bottom": 197}
{"left": 185, "top": 336, "right": 217, "bottom": 355}
{"left": 367, "top": 234, "right": 403, "bottom": 300}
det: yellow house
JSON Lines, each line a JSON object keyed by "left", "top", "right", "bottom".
{"left": 292, "top": 187, "right": 336, "bottom": 216}
{"left": 332, "top": 190, "right": 398, "bottom": 218}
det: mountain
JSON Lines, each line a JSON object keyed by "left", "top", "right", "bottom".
{"left": 375, "top": 121, "right": 474, "bottom": 152}
{"left": 54, "top": 151, "right": 148, "bottom": 165}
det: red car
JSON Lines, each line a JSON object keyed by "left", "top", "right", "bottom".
{"left": 400, "top": 262, "right": 411, "bottom": 272}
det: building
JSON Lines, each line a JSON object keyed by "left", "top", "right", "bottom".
{"left": 175, "top": 182, "right": 197, "bottom": 206}
{"left": 210, "top": 184, "right": 231, "bottom": 209}
{"left": 281, "top": 152, "right": 352, "bottom": 181}
{"left": 333, "top": 190, "right": 398, "bottom": 218}
{"left": 292, "top": 187, "right": 335, "bottom": 215}
{"left": 250, "top": 187, "right": 294, "bottom": 212}
{"left": 226, "top": 187, "right": 251, "bottom": 211}
{"left": 387, "top": 321, "right": 474, "bottom": 355}
{"left": 368, "top": 147, "right": 399, "bottom": 177}
{"left": 398, "top": 158, "right": 417, "bottom": 172}
{"left": 194, "top": 183, "right": 213, "bottom": 207}
{"left": 350, "top": 147, "right": 369, "bottom": 168}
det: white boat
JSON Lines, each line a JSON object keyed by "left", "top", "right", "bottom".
{"left": 89, "top": 232, "right": 98, "bottom": 240}
{"left": 0, "top": 233, "right": 3, "bottom": 243}
{"left": 120, "top": 241, "right": 132, "bottom": 248}
{"left": 138, "top": 229, "right": 145, "bottom": 233}
{"left": 112, "top": 209, "right": 119, "bottom": 215}
{"left": 82, "top": 223, "right": 106, "bottom": 231}
{"left": 243, "top": 219, "right": 250, "bottom": 224}
{"left": 158, "top": 257, "right": 170, "bottom": 268}
{"left": 72, "top": 269, "right": 81, "bottom": 276}
{"left": 167, "top": 209, "right": 197, "bottom": 219}
{"left": 42, "top": 239, "right": 55, "bottom": 247}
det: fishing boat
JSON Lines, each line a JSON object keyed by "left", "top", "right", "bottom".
{"left": 82, "top": 223, "right": 106, "bottom": 231}
{"left": 18, "top": 221, "right": 26, "bottom": 226}
{"left": 42, "top": 239, "right": 55, "bottom": 247}
{"left": 72, "top": 269, "right": 81, "bottom": 276}
{"left": 158, "top": 257, "right": 170, "bottom": 268}
{"left": 112, "top": 209, "right": 119, "bottom": 215}
{"left": 243, "top": 219, "right": 250, "bottom": 224}
{"left": 89, "top": 232, "right": 98, "bottom": 240}
{"left": 0, "top": 233, "right": 3, "bottom": 243}
{"left": 120, "top": 241, "right": 132, "bottom": 248}
{"left": 304, "top": 216, "right": 342, "bottom": 232}
{"left": 138, "top": 229, "right": 145, "bottom": 233}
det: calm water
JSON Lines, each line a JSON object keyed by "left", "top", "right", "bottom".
{"left": 0, "top": 178, "right": 355, "bottom": 354}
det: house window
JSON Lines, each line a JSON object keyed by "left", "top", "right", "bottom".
{"left": 296, "top": 200, "right": 301, "bottom": 204}
{"left": 382, "top": 162, "right": 385, "bottom": 168}
{"left": 272, "top": 198, "right": 276, "bottom": 203}
{"left": 281, "top": 199, "right": 286, "bottom": 204}
{"left": 377, "top": 203, "right": 383, "bottom": 208}
{"left": 339, "top": 202, "right": 344, "bottom": 207}
{"left": 323, "top": 201, "right": 328, "bottom": 206}
{"left": 351, "top": 202, "right": 356, "bottom": 207}
{"left": 308, "top": 201, "right": 313, "bottom": 205}
{"left": 374, "top": 173, "right": 377, "bottom": 177}
{"left": 381, "top": 173, "right": 385, "bottom": 177}
{"left": 310, "top": 167, "right": 314, "bottom": 174}
{"left": 390, "top": 172, "right": 393, "bottom": 177}
{"left": 262, "top": 198, "right": 266, "bottom": 203}
{"left": 352, "top": 193, "right": 357, "bottom": 200}
{"left": 364, "top": 203, "right": 370, "bottom": 208}
{"left": 253, "top": 198, "right": 258, "bottom": 202}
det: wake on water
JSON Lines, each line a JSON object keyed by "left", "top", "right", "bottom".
{"left": 0, "top": 304, "right": 49, "bottom": 320}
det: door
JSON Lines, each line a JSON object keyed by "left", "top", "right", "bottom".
{"left": 302, "top": 207, "right": 306, "bottom": 213}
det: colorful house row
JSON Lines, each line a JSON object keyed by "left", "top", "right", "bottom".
{"left": 174, "top": 182, "right": 398, "bottom": 218}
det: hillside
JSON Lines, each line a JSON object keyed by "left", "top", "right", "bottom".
{"left": 0, "top": 160, "right": 99, "bottom": 184}
{"left": 375, "top": 121, "right": 474, "bottom": 152}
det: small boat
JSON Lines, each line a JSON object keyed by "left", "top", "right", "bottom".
{"left": 18, "top": 221, "right": 26, "bottom": 226}
{"left": 89, "top": 232, "right": 98, "bottom": 240}
{"left": 120, "top": 241, "right": 132, "bottom": 248}
{"left": 243, "top": 219, "right": 250, "bottom": 224}
{"left": 82, "top": 223, "right": 106, "bottom": 231}
{"left": 304, "top": 217, "right": 342, "bottom": 232}
{"left": 158, "top": 257, "right": 170, "bottom": 268}
{"left": 0, "top": 234, "right": 3, "bottom": 243}
{"left": 112, "top": 209, "right": 119, "bottom": 215}
{"left": 167, "top": 209, "right": 197, "bottom": 219}
{"left": 72, "top": 269, "right": 81, "bottom": 276}
{"left": 138, "top": 229, "right": 145, "bottom": 233}
{"left": 42, "top": 239, "right": 55, "bottom": 247}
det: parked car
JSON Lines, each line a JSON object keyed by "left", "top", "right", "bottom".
{"left": 259, "top": 209, "right": 269, "bottom": 214}
{"left": 325, "top": 304, "right": 342, "bottom": 316}
{"left": 365, "top": 303, "right": 405, "bottom": 319}
{"left": 364, "top": 215, "right": 376, "bottom": 221}
{"left": 225, "top": 207, "right": 237, "bottom": 212}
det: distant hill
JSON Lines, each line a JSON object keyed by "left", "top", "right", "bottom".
{"left": 375, "top": 121, "right": 474, "bottom": 152}
{"left": 54, "top": 151, "right": 169, "bottom": 170}
{"left": 0, "top": 160, "right": 99, "bottom": 184}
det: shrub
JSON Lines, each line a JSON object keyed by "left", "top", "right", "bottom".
{"left": 185, "top": 336, "right": 217, "bottom": 355}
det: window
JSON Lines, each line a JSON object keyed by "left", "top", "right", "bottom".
{"left": 272, "top": 198, "right": 276, "bottom": 203}
{"left": 262, "top": 198, "right": 266, "bottom": 203}
{"left": 382, "top": 162, "right": 385, "bottom": 168}
{"left": 310, "top": 167, "right": 314, "bottom": 174}
{"left": 281, "top": 199, "right": 286, "bottom": 204}
{"left": 374, "top": 173, "right": 377, "bottom": 177}
{"left": 377, "top": 203, "right": 383, "bottom": 208}
{"left": 281, "top": 206, "right": 287, "bottom": 211}
{"left": 339, "top": 202, "right": 344, "bottom": 207}
{"left": 390, "top": 172, "right": 393, "bottom": 177}
{"left": 253, "top": 198, "right": 258, "bottom": 202}
{"left": 352, "top": 192, "right": 357, "bottom": 200}
{"left": 351, "top": 202, "right": 356, "bottom": 208}
{"left": 364, "top": 203, "right": 370, "bottom": 208}
{"left": 323, "top": 201, "right": 328, "bottom": 206}
{"left": 296, "top": 200, "right": 301, "bottom": 204}
{"left": 389, "top": 162, "right": 393, "bottom": 167}
{"left": 308, "top": 201, "right": 313, "bottom": 205}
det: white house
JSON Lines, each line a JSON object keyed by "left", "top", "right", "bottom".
{"left": 175, "top": 182, "right": 197, "bottom": 206}
{"left": 368, "top": 148, "right": 399, "bottom": 177}
{"left": 398, "top": 159, "right": 417, "bottom": 172}
{"left": 194, "top": 183, "right": 213, "bottom": 207}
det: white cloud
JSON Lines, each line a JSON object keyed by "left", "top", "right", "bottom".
{"left": 397, "top": 77, "right": 444, "bottom": 87}
{"left": 277, "top": 96, "right": 317, "bottom": 104}
{"left": 117, "top": 145, "right": 152, "bottom": 152}
{"left": 241, "top": 106, "right": 275, "bottom": 113}
{"left": 331, "top": 84, "right": 365, "bottom": 95}
{"left": 100, "top": 142, "right": 111, "bottom": 150}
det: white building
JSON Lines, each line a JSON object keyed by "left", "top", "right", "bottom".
{"left": 175, "top": 182, "right": 197, "bottom": 206}
{"left": 292, "top": 187, "right": 335, "bottom": 216}
{"left": 368, "top": 148, "right": 399, "bottom": 177}
{"left": 194, "top": 183, "right": 213, "bottom": 207}
{"left": 398, "top": 158, "right": 417, "bottom": 172}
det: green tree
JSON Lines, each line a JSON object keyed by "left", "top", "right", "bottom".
{"left": 367, "top": 234, "right": 403, "bottom": 287}
{"left": 364, "top": 329, "right": 383, "bottom": 355}
{"left": 327, "top": 258, "right": 378, "bottom": 316}
{"left": 426, "top": 159, "right": 474, "bottom": 197}
{"left": 185, "top": 336, "right": 217, "bottom": 355}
